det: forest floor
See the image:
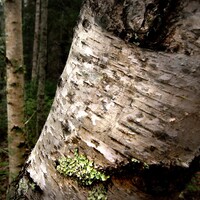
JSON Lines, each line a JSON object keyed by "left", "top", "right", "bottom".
{"left": 0, "top": 140, "right": 8, "bottom": 200}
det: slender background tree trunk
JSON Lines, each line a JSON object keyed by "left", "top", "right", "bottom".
{"left": 31, "top": 0, "right": 41, "bottom": 82}
{"left": 36, "top": 0, "right": 48, "bottom": 137}
{"left": 4, "top": 0, "right": 26, "bottom": 183}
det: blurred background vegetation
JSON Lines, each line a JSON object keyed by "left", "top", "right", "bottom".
{"left": 0, "top": 0, "right": 82, "bottom": 198}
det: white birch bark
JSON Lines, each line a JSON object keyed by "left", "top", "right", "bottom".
{"left": 4, "top": 0, "right": 26, "bottom": 183}
{"left": 20, "top": 0, "right": 200, "bottom": 199}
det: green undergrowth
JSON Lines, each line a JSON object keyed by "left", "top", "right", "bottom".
{"left": 56, "top": 149, "right": 110, "bottom": 186}
{"left": 0, "top": 147, "right": 8, "bottom": 200}
{"left": 25, "top": 80, "right": 55, "bottom": 147}
{"left": 185, "top": 173, "right": 200, "bottom": 192}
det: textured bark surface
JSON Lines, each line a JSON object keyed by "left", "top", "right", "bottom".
{"left": 21, "top": 0, "right": 200, "bottom": 199}
{"left": 4, "top": 0, "right": 26, "bottom": 183}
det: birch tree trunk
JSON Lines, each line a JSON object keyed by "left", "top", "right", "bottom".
{"left": 31, "top": 0, "right": 41, "bottom": 82}
{"left": 19, "top": 0, "right": 200, "bottom": 199}
{"left": 36, "top": 0, "right": 48, "bottom": 137}
{"left": 4, "top": 0, "right": 26, "bottom": 183}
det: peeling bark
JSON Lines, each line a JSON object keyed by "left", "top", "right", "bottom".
{"left": 19, "top": 0, "right": 200, "bottom": 199}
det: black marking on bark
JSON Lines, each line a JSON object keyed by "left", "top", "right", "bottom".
{"left": 11, "top": 125, "right": 23, "bottom": 133}
{"left": 113, "top": 148, "right": 129, "bottom": 159}
{"left": 81, "top": 41, "right": 87, "bottom": 46}
{"left": 10, "top": 82, "right": 18, "bottom": 87}
{"left": 122, "top": 118, "right": 155, "bottom": 137}
{"left": 144, "top": 145, "right": 157, "bottom": 153}
{"left": 17, "top": 142, "right": 26, "bottom": 148}
{"left": 154, "top": 130, "right": 172, "bottom": 141}
{"left": 61, "top": 121, "right": 71, "bottom": 136}
{"left": 133, "top": 104, "right": 165, "bottom": 124}
{"left": 57, "top": 77, "right": 63, "bottom": 88}
{"left": 109, "top": 135, "right": 131, "bottom": 150}
{"left": 6, "top": 57, "right": 12, "bottom": 66}
{"left": 67, "top": 91, "right": 75, "bottom": 103}
{"left": 116, "top": 127, "right": 137, "bottom": 138}
{"left": 91, "top": 139, "right": 100, "bottom": 148}
{"left": 82, "top": 19, "right": 91, "bottom": 31}
{"left": 120, "top": 122, "right": 142, "bottom": 135}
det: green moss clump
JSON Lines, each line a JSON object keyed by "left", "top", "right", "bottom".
{"left": 57, "top": 149, "right": 110, "bottom": 186}
{"left": 88, "top": 185, "right": 107, "bottom": 200}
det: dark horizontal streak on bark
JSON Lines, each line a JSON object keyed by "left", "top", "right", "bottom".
{"left": 81, "top": 125, "right": 92, "bottom": 134}
{"left": 86, "top": 107, "right": 105, "bottom": 119}
{"left": 133, "top": 97, "right": 166, "bottom": 115}
{"left": 132, "top": 103, "right": 167, "bottom": 124}
{"left": 158, "top": 83, "right": 198, "bottom": 99}
{"left": 134, "top": 75, "right": 149, "bottom": 82}
{"left": 104, "top": 34, "right": 116, "bottom": 40}
{"left": 113, "top": 101, "right": 124, "bottom": 108}
{"left": 134, "top": 85, "right": 197, "bottom": 115}
{"left": 121, "top": 118, "right": 159, "bottom": 140}
{"left": 89, "top": 38, "right": 101, "bottom": 44}
{"left": 111, "top": 67, "right": 127, "bottom": 76}
{"left": 134, "top": 87, "right": 177, "bottom": 112}
{"left": 109, "top": 135, "right": 131, "bottom": 150}
{"left": 120, "top": 122, "right": 145, "bottom": 136}
{"left": 112, "top": 44, "right": 122, "bottom": 50}
{"left": 159, "top": 68, "right": 184, "bottom": 77}
{"left": 116, "top": 127, "right": 137, "bottom": 138}
{"left": 113, "top": 148, "right": 130, "bottom": 159}
{"left": 51, "top": 176, "right": 60, "bottom": 188}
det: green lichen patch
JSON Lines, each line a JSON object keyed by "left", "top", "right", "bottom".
{"left": 56, "top": 149, "right": 110, "bottom": 186}
{"left": 18, "top": 177, "right": 37, "bottom": 196}
{"left": 88, "top": 185, "right": 107, "bottom": 200}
